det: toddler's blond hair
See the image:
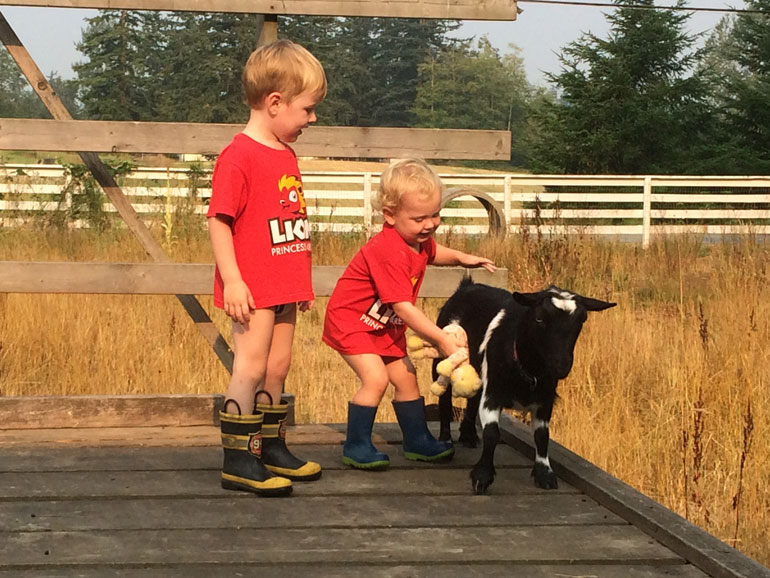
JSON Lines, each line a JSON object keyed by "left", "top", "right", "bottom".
{"left": 242, "top": 39, "right": 327, "bottom": 108}
{"left": 374, "top": 158, "right": 443, "bottom": 213}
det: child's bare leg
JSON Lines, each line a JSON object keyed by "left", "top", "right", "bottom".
{"left": 388, "top": 355, "right": 454, "bottom": 462}
{"left": 256, "top": 304, "right": 322, "bottom": 481}
{"left": 261, "top": 303, "right": 297, "bottom": 404}
{"left": 225, "top": 309, "right": 275, "bottom": 415}
{"left": 384, "top": 356, "right": 420, "bottom": 402}
{"left": 343, "top": 353, "right": 390, "bottom": 407}
{"left": 341, "top": 353, "right": 390, "bottom": 469}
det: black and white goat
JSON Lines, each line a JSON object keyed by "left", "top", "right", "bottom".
{"left": 435, "top": 279, "right": 615, "bottom": 494}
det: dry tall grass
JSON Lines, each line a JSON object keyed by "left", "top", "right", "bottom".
{"left": 1, "top": 225, "right": 768, "bottom": 566}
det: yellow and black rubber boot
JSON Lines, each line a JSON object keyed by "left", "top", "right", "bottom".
{"left": 256, "top": 393, "right": 322, "bottom": 481}
{"left": 219, "top": 400, "right": 293, "bottom": 496}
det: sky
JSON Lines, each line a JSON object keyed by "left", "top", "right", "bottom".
{"left": 0, "top": 2, "right": 745, "bottom": 87}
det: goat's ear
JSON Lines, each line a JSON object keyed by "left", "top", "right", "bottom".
{"left": 580, "top": 297, "right": 616, "bottom": 312}
{"left": 512, "top": 291, "right": 545, "bottom": 307}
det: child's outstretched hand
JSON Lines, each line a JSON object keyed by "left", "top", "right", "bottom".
{"left": 298, "top": 299, "right": 315, "bottom": 312}
{"left": 459, "top": 253, "right": 497, "bottom": 273}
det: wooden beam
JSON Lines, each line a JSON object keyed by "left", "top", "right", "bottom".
{"left": 0, "top": 118, "right": 511, "bottom": 160}
{"left": 0, "top": 0, "right": 520, "bottom": 20}
{"left": 0, "top": 13, "right": 235, "bottom": 373}
{"left": 0, "top": 262, "right": 508, "bottom": 297}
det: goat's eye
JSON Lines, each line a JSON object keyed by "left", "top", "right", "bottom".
{"left": 535, "top": 317, "right": 545, "bottom": 325}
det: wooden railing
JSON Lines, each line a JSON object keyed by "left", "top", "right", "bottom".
{"left": 2, "top": 165, "right": 770, "bottom": 246}
{"left": 0, "top": 262, "right": 504, "bottom": 297}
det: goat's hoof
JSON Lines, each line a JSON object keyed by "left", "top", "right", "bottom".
{"left": 532, "top": 463, "right": 559, "bottom": 489}
{"left": 470, "top": 464, "right": 495, "bottom": 495}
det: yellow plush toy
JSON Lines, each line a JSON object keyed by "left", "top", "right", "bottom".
{"left": 406, "top": 323, "right": 482, "bottom": 398}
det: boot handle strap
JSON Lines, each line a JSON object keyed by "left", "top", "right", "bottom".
{"left": 254, "top": 389, "right": 274, "bottom": 408}
{"left": 223, "top": 398, "right": 242, "bottom": 415}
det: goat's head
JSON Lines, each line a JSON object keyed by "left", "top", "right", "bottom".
{"left": 513, "top": 286, "right": 615, "bottom": 379}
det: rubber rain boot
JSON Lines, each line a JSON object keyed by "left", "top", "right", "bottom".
{"left": 219, "top": 406, "right": 293, "bottom": 496}
{"left": 342, "top": 402, "right": 390, "bottom": 469}
{"left": 392, "top": 396, "right": 455, "bottom": 462}
{"left": 257, "top": 399, "right": 322, "bottom": 481}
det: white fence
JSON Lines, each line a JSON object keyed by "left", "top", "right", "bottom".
{"left": 2, "top": 164, "right": 770, "bottom": 246}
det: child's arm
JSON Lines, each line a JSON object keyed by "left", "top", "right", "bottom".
{"left": 433, "top": 244, "right": 497, "bottom": 273}
{"left": 392, "top": 301, "right": 458, "bottom": 358}
{"left": 208, "top": 215, "right": 255, "bottom": 323}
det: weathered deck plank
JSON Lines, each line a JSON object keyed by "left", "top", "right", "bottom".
{"left": 0, "top": 466, "right": 580, "bottom": 499}
{"left": 1, "top": 525, "right": 682, "bottom": 566}
{"left": 0, "top": 494, "right": 625, "bottom": 532}
{"left": 0, "top": 443, "right": 531, "bottom": 472}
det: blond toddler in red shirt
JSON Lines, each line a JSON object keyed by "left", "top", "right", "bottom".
{"left": 323, "top": 159, "right": 496, "bottom": 468}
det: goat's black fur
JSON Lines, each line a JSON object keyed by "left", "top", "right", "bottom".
{"left": 435, "top": 278, "right": 615, "bottom": 494}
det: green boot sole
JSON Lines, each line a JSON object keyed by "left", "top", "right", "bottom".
{"left": 342, "top": 455, "right": 390, "bottom": 470}
{"left": 404, "top": 446, "right": 455, "bottom": 462}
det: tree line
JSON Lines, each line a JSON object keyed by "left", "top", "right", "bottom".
{"left": 1, "top": 0, "right": 768, "bottom": 174}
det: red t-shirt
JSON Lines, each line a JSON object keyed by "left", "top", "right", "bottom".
{"left": 207, "top": 134, "right": 313, "bottom": 309}
{"left": 323, "top": 224, "right": 436, "bottom": 357}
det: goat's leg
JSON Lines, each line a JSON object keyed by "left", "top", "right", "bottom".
{"left": 458, "top": 392, "right": 481, "bottom": 447}
{"left": 531, "top": 404, "right": 558, "bottom": 489}
{"left": 437, "top": 385, "right": 453, "bottom": 441}
{"left": 470, "top": 400, "right": 500, "bottom": 494}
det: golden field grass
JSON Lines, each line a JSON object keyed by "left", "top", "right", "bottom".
{"left": 1, "top": 224, "right": 768, "bottom": 567}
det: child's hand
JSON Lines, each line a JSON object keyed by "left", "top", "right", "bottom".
{"left": 223, "top": 280, "right": 255, "bottom": 324}
{"left": 459, "top": 253, "right": 497, "bottom": 273}
{"left": 298, "top": 299, "right": 315, "bottom": 312}
{"left": 437, "top": 334, "right": 460, "bottom": 359}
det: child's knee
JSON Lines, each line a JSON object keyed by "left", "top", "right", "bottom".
{"left": 361, "top": 374, "right": 390, "bottom": 395}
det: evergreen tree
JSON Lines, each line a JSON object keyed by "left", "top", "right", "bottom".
{"left": 530, "top": 0, "right": 712, "bottom": 174}
{"left": 74, "top": 10, "right": 155, "bottom": 120}
{"left": 48, "top": 73, "right": 82, "bottom": 118}
{"left": 0, "top": 46, "right": 46, "bottom": 118}
{"left": 718, "top": 0, "right": 770, "bottom": 172}
{"left": 371, "top": 18, "right": 458, "bottom": 126}
{"left": 414, "top": 38, "right": 531, "bottom": 164}
{"left": 153, "top": 13, "right": 257, "bottom": 123}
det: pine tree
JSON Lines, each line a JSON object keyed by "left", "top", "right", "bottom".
{"left": 413, "top": 38, "right": 531, "bottom": 163}
{"left": 530, "top": 0, "right": 711, "bottom": 174}
{"left": 0, "top": 46, "right": 47, "bottom": 118}
{"left": 719, "top": 0, "right": 770, "bottom": 172}
{"left": 74, "top": 10, "right": 154, "bottom": 120}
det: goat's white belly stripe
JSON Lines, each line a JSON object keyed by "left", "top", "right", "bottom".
{"left": 479, "top": 309, "right": 506, "bottom": 426}
{"left": 479, "top": 309, "right": 506, "bottom": 355}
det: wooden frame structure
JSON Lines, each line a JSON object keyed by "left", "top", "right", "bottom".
{"left": 0, "top": 0, "right": 516, "bottom": 375}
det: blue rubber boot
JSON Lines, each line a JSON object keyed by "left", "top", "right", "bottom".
{"left": 342, "top": 402, "right": 390, "bottom": 470}
{"left": 393, "top": 397, "right": 455, "bottom": 462}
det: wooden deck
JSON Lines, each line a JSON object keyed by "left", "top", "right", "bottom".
{"left": 1, "top": 408, "right": 767, "bottom": 578}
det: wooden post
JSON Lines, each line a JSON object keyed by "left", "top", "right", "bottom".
{"left": 0, "top": 12, "right": 234, "bottom": 373}
{"left": 257, "top": 14, "right": 278, "bottom": 45}
{"left": 642, "top": 176, "right": 652, "bottom": 249}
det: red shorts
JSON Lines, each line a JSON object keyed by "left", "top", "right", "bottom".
{"left": 322, "top": 329, "right": 406, "bottom": 358}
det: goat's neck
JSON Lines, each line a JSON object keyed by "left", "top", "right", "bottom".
{"left": 511, "top": 323, "right": 542, "bottom": 388}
